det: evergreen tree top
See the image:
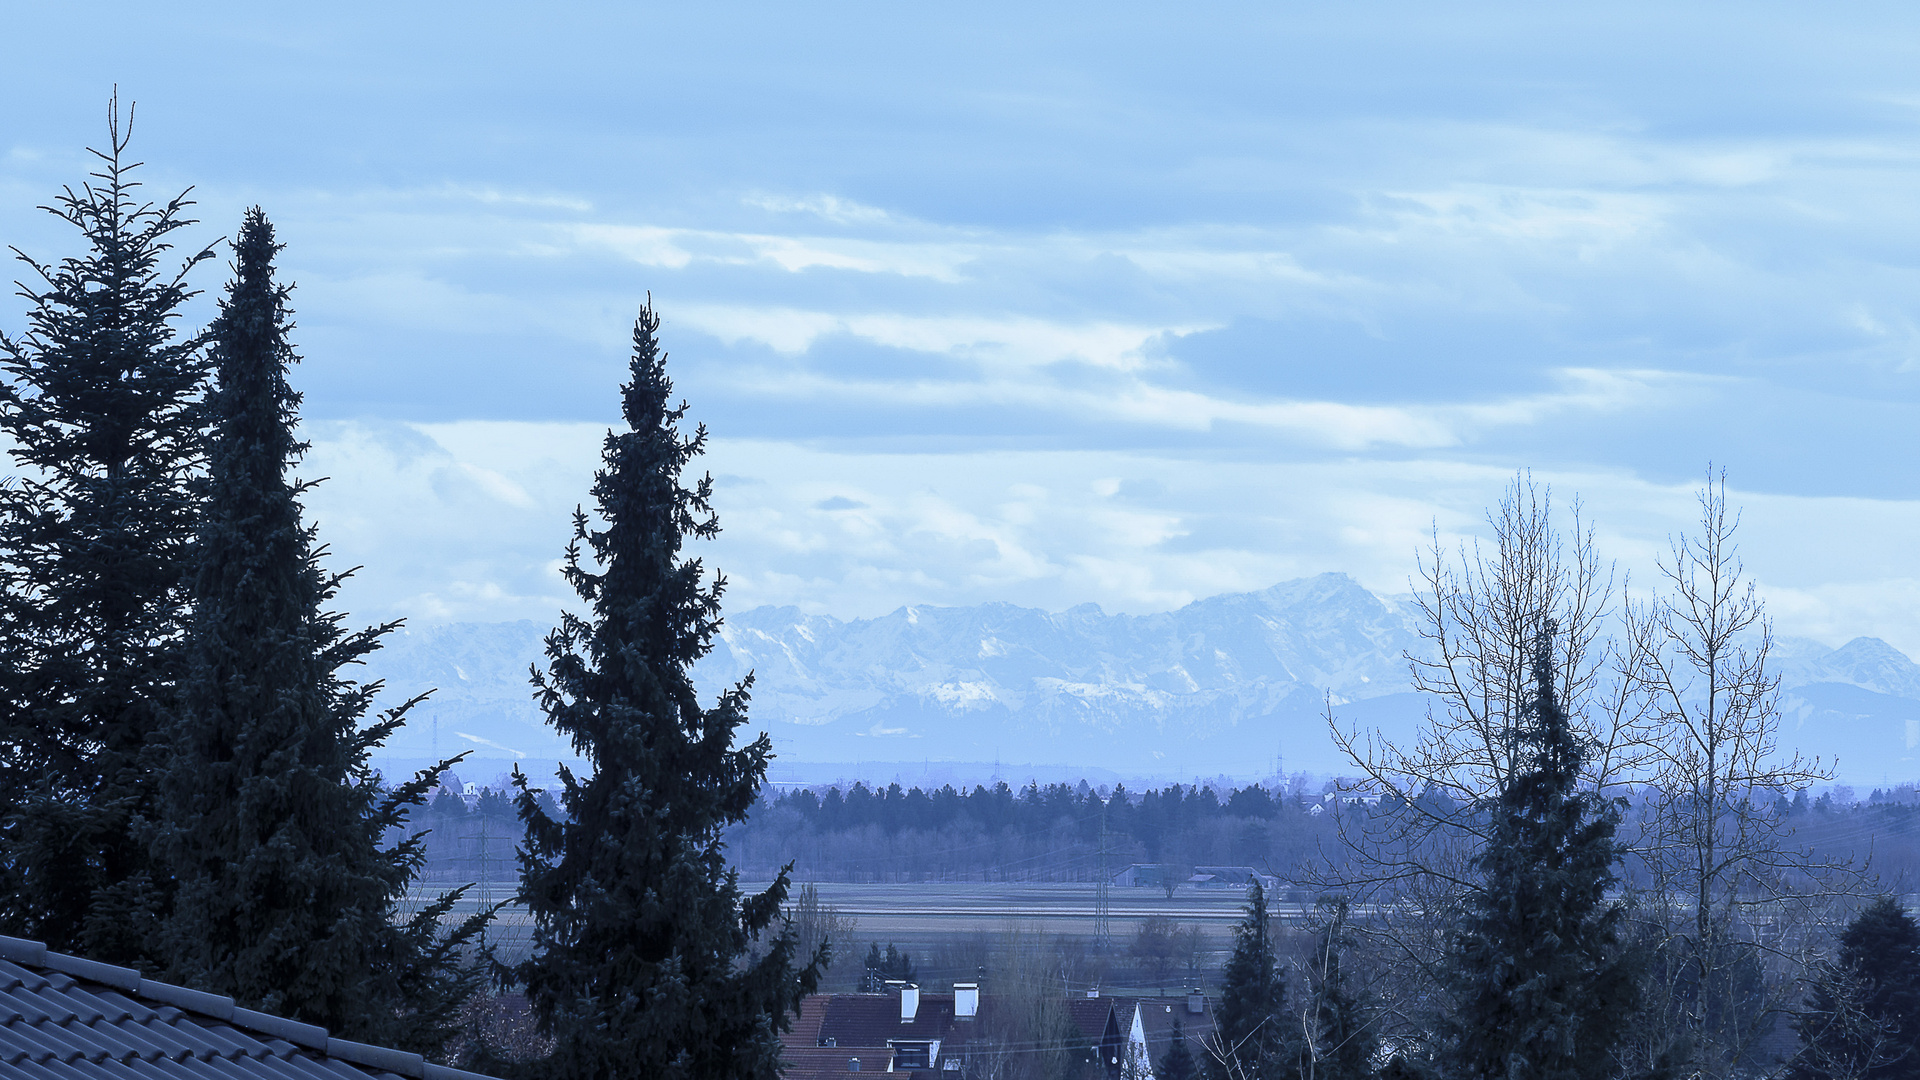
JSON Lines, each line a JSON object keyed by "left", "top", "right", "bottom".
{"left": 2, "top": 94, "right": 215, "bottom": 474}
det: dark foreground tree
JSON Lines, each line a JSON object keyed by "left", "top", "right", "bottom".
{"left": 1441, "top": 622, "right": 1637, "bottom": 1080}
{"left": 0, "top": 98, "right": 214, "bottom": 961}
{"left": 1163, "top": 1016, "right": 1200, "bottom": 1080}
{"left": 1305, "top": 898, "right": 1376, "bottom": 1080}
{"left": 149, "top": 209, "right": 482, "bottom": 1051}
{"left": 510, "top": 300, "right": 821, "bottom": 1080}
{"left": 1793, "top": 897, "right": 1920, "bottom": 1080}
{"left": 1211, "top": 881, "right": 1294, "bottom": 1080}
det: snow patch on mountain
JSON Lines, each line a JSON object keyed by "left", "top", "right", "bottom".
{"left": 358, "top": 575, "right": 1920, "bottom": 782}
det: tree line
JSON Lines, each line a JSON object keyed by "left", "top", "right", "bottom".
{"left": 724, "top": 777, "right": 1342, "bottom": 884}
{"left": 715, "top": 775, "right": 1920, "bottom": 891}
{"left": 0, "top": 103, "right": 813, "bottom": 1079}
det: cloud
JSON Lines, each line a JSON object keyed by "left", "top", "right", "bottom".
{"left": 294, "top": 421, "right": 1920, "bottom": 660}
{"left": 14, "top": 1, "right": 1920, "bottom": 666}
{"left": 571, "top": 224, "right": 977, "bottom": 281}
{"left": 744, "top": 192, "right": 894, "bottom": 225}
{"left": 674, "top": 305, "right": 1191, "bottom": 370}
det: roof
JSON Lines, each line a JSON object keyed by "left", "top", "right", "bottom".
{"left": 1064, "top": 997, "right": 1123, "bottom": 1045}
{"left": 785, "top": 992, "right": 973, "bottom": 1080}
{"left": 781, "top": 1045, "right": 894, "bottom": 1079}
{"left": 1132, "top": 995, "right": 1218, "bottom": 1057}
{"left": 817, "top": 993, "right": 959, "bottom": 1047}
{"left": 0, "top": 934, "right": 498, "bottom": 1080}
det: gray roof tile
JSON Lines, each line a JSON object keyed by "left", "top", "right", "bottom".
{"left": 4, "top": 1016, "right": 82, "bottom": 1062}
{"left": 12, "top": 1057, "right": 81, "bottom": 1080}
{"left": 0, "top": 938, "right": 503, "bottom": 1080}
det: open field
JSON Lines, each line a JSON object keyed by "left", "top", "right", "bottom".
{"left": 406, "top": 880, "right": 1310, "bottom": 980}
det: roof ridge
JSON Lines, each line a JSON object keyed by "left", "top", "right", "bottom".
{"left": 0, "top": 933, "right": 499, "bottom": 1080}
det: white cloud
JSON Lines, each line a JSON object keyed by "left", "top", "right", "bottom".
{"left": 571, "top": 223, "right": 978, "bottom": 281}
{"left": 674, "top": 305, "right": 1191, "bottom": 370}
{"left": 292, "top": 419, "right": 1920, "bottom": 648}
{"left": 744, "top": 192, "right": 895, "bottom": 225}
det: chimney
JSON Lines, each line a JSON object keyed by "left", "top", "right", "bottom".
{"left": 1087, "top": 986, "right": 1101, "bottom": 998}
{"left": 955, "top": 983, "right": 979, "bottom": 1020}
{"left": 899, "top": 983, "right": 920, "bottom": 1022}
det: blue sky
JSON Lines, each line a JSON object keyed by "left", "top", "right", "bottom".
{"left": 7, "top": 3, "right": 1920, "bottom": 650}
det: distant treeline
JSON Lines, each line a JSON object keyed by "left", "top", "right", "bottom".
{"left": 398, "top": 776, "right": 1920, "bottom": 892}
{"left": 724, "top": 778, "right": 1344, "bottom": 884}
{"left": 715, "top": 778, "right": 1920, "bottom": 888}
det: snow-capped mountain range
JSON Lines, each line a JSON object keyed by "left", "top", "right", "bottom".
{"left": 362, "top": 573, "right": 1920, "bottom": 786}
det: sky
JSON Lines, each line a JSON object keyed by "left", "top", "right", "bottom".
{"left": 6, "top": 3, "right": 1920, "bottom": 651}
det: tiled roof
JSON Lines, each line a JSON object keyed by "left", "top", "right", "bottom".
{"left": 816, "top": 994, "right": 958, "bottom": 1047}
{"left": 0, "top": 935, "right": 497, "bottom": 1080}
{"left": 1133, "top": 995, "right": 1217, "bottom": 1057}
{"left": 781, "top": 1044, "right": 894, "bottom": 1080}
{"left": 787, "top": 994, "right": 831, "bottom": 1050}
{"left": 1064, "top": 998, "right": 1117, "bottom": 1042}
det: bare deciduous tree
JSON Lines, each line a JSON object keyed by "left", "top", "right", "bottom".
{"left": 1622, "top": 472, "right": 1850, "bottom": 1080}
{"left": 1321, "top": 473, "right": 1641, "bottom": 1020}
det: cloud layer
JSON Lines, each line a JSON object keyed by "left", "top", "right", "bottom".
{"left": 5, "top": 3, "right": 1920, "bottom": 656}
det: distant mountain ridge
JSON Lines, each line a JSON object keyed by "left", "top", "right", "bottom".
{"left": 361, "top": 574, "right": 1920, "bottom": 783}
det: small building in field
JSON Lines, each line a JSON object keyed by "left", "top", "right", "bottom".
{"left": 1111, "top": 864, "right": 1186, "bottom": 889}
{"left": 1188, "top": 865, "right": 1282, "bottom": 893}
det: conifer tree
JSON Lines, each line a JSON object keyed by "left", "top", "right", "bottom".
{"left": 0, "top": 99, "right": 214, "bottom": 961}
{"left": 1441, "top": 621, "right": 1637, "bottom": 1080}
{"left": 148, "top": 208, "right": 482, "bottom": 1051}
{"left": 509, "top": 300, "right": 821, "bottom": 1080}
{"left": 1306, "top": 898, "right": 1376, "bottom": 1080}
{"left": 1212, "top": 881, "right": 1295, "bottom": 1080}
{"left": 1793, "top": 897, "right": 1920, "bottom": 1080}
{"left": 1163, "top": 1016, "right": 1200, "bottom": 1080}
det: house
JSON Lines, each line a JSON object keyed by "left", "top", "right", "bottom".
{"left": 780, "top": 982, "right": 1215, "bottom": 1080}
{"left": 1130, "top": 991, "right": 1216, "bottom": 1078}
{"left": 0, "top": 933, "right": 498, "bottom": 1079}
{"left": 782, "top": 980, "right": 979, "bottom": 1080}
{"left": 1061, "top": 988, "right": 1217, "bottom": 1080}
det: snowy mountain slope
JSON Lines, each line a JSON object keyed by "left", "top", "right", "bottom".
{"left": 358, "top": 576, "right": 1920, "bottom": 782}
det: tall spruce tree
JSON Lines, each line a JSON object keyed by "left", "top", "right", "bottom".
{"left": 1441, "top": 622, "right": 1637, "bottom": 1080}
{"left": 509, "top": 300, "right": 821, "bottom": 1080}
{"left": 149, "top": 209, "right": 482, "bottom": 1052}
{"left": 1792, "top": 897, "right": 1920, "bottom": 1080}
{"left": 0, "top": 100, "right": 214, "bottom": 961}
{"left": 1307, "top": 898, "right": 1376, "bottom": 1080}
{"left": 1212, "top": 881, "right": 1295, "bottom": 1080}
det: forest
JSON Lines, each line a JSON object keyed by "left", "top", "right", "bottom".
{"left": 410, "top": 774, "right": 1920, "bottom": 895}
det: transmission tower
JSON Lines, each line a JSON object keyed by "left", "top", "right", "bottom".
{"left": 1093, "top": 797, "right": 1113, "bottom": 949}
{"left": 461, "top": 811, "right": 495, "bottom": 951}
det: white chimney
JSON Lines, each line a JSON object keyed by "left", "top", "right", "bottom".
{"left": 955, "top": 983, "right": 979, "bottom": 1020}
{"left": 900, "top": 983, "right": 920, "bottom": 1022}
